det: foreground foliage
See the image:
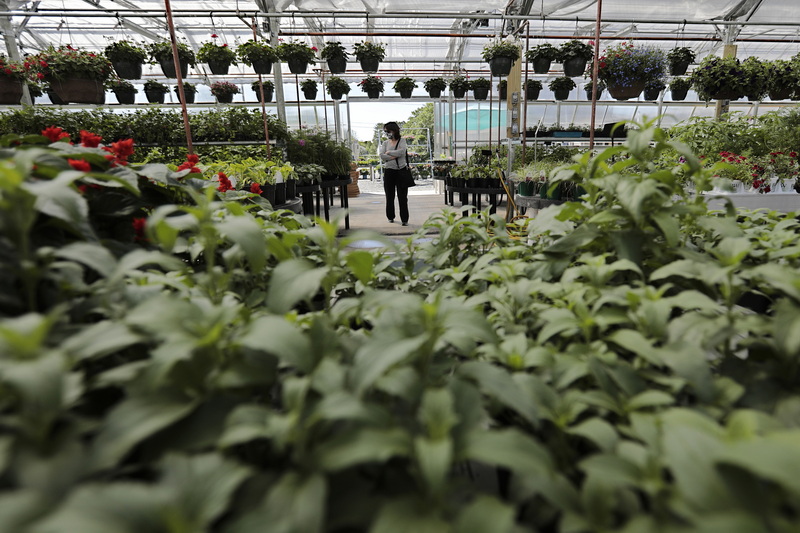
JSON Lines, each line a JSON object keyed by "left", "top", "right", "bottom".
{"left": 2, "top": 122, "right": 800, "bottom": 532}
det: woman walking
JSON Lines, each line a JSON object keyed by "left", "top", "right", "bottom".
{"left": 378, "top": 121, "right": 410, "bottom": 226}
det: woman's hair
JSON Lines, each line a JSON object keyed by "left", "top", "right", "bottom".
{"left": 384, "top": 121, "right": 400, "bottom": 138}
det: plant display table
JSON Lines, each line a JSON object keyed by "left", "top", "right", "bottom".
{"left": 320, "top": 177, "right": 352, "bottom": 229}
{"left": 295, "top": 182, "right": 321, "bottom": 217}
{"left": 702, "top": 192, "right": 800, "bottom": 212}
{"left": 445, "top": 183, "right": 506, "bottom": 214}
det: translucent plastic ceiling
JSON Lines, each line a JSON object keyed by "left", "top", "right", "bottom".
{"left": 3, "top": 1, "right": 800, "bottom": 76}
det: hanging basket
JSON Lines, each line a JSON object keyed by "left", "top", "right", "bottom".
{"left": 499, "top": 86, "right": 507, "bottom": 100}
{"left": 366, "top": 88, "right": 381, "bottom": 99}
{"left": 144, "top": 89, "right": 165, "bottom": 104}
{"left": 607, "top": 80, "right": 645, "bottom": 100}
{"left": 427, "top": 88, "right": 442, "bottom": 99}
{"left": 51, "top": 79, "right": 105, "bottom": 104}
{"left": 526, "top": 87, "right": 540, "bottom": 101}
{"left": 769, "top": 87, "right": 792, "bottom": 101}
{"left": 302, "top": 88, "right": 318, "bottom": 100}
{"left": 669, "top": 60, "right": 690, "bottom": 76}
{"left": 0, "top": 79, "right": 23, "bottom": 105}
{"left": 709, "top": 88, "right": 741, "bottom": 101}
{"left": 451, "top": 87, "right": 466, "bottom": 98}
{"left": 215, "top": 93, "right": 235, "bottom": 104}
{"left": 47, "top": 90, "right": 66, "bottom": 105}
{"left": 643, "top": 87, "right": 662, "bottom": 101}
{"left": 359, "top": 57, "right": 380, "bottom": 73}
{"left": 329, "top": 90, "right": 344, "bottom": 100}
{"left": 175, "top": 90, "right": 196, "bottom": 104}
{"left": 287, "top": 59, "right": 308, "bottom": 75}
{"left": 670, "top": 87, "right": 689, "bottom": 101}
{"left": 255, "top": 87, "right": 274, "bottom": 102}
{"left": 327, "top": 57, "right": 347, "bottom": 74}
{"left": 207, "top": 60, "right": 231, "bottom": 75}
{"left": 158, "top": 58, "right": 189, "bottom": 79}
{"left": 531, "top": 57, "right": 552, "bottom": 74}
{"left": 472, "top": 87, "right": 489, "bottom": 101}
{"left": 553, "top": 88, "right": 571, "bottom": 101}
{"left": 488, "top": 57, "right": 514, "bottom": 77}
{"left": 562, "top": 58, "right": 587, "bottom": 77}
{"left": 398, "top": 89, "right": 413, "bottom": 99}
{"left": 112, "top": 60, "right": 143, "bottom": 80}
{"left": 113, "top": 88, "right": 136, "bottom": 105}
{"left": 251, "top": 59, "right": 273, "bottom": 75}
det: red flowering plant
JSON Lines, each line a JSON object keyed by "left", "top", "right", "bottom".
{"left": 0, "top": 55, "right": 31, "bottom": 82}
{"left": 27, "top": 45, "right": 114, "bottom": 83}
{"left": 711, "top": 151, "right": 765, "bottom": 190}
{"left": 196, "top": 34, "right": 237, "bottom": 65}
{"left": 209, "top": 81, "right": 240, "bottom": 98}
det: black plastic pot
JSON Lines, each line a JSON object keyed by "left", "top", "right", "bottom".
{"left": 562, "top": 57, "right": 587, "bottom": 77}
{"left": 669, "top": 60, "right": 690, "bottom": 76}
{"left": 670, "top": 87, "right": 689, "bottom": 101}
{"left": 207, "top": 60, "right": 230, "bottom": 75}
{"left": 302, "top": 87, "right": 318, "bottom": 100}
{"left": 144, "top": 89, "right": 165, "bottom": 104}
{"left": 359, "top": 57, "right": 380, "bottom": 73}
{"left": 215, "top": 93, "right": 235, "bottom": 104}
{"left": 643, "top": 87, "right": 662, "bottom": 101}
{"left": 112, "top": 60, "right": 143, "bottom": 80}
{"left": 553, "top": 88, "right": 571, "bottom": 101}
{"left": 526, "top": 87, "right": 541, "bottom": 101}
{"left": 398, "top": 88, "right": 413, "bottom": 99}
{"left": 328, "top": 90, "right": 344, "bottom": 100}
{"left": 254, "top": 87, "right": 274, "bottom": 102}
{"left": 427, "top": 88, "right": 443, "bottom": 99}
{"left": 158, "top": 58, "right": 189, "bottom": 78}
{"left": 175, "top": 89, "right": 196, "bottom": 104}
{"left": 327, "top": 57, "right": 347, "bottom": 74}
{"left": 488, "top": 56, "right": 513, "bottom": 77}
{"left": 113, "top": 88, "right": 137, "bottom": 104}
{"left": 287, "top": 59, "right": 308, "bottom": 74}
{"left": 451, "top": 87, "right": 467, "bottom": 98}
{"left": 251, "top": 59, "right": 273, "bottom": 75}
{"left": 531, "top": 57, "right": 551, "bottom": 74}
{"left": 472, "top": 87, "right": 489, "bottom": 101}
{"left": 366, "top": 88, "right": 381, "bottom": 99}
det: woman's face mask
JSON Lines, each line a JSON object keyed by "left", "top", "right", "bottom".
{"left": 384, "top": 130, "right": 393, "bottom": 140}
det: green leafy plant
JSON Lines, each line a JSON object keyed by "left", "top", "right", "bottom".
{"left": 526, "top": 79, "right": 543, "bottom": 90}
{"left": 143, "top": 79, "right": 169, "bottom": 94}
{"left": 596, "top": 41, "right": 667, "bottom": 87}
{"left": 558, "top": 39, "right": 594, "bottom": 61}
{"left": 197, "top": 36, "right": 237, "bottom": 65}
{"left": 481, "top": 39, "right": 521, "bottom": 61}
{"left": 251, "top": 79, "right": 274, "bottom": 91}
{"left": 469, "top": 77, "right": 491, "bottom": 89}
{"left": 669, "top": 77, "right": 692, "bottom": 91}
{"left": 236, "top": 39, "right": 278, "bottom": 65}
{"left": 742, "top": 56, "right": 769, "bottom": 101}
{"left": 358, "top": 74, "right": 384, "bottom": 93}
{"left": 525, "top": 43, "right": 559, "bottom": 62}
{"left": 176, "top": 81, "right": 197, "bottom": 94}
{"left": 276, "top": 40, "right": 317, "bottom": 64}
{"left": 423, "top": 77, "right": 447, "bottom": 92}
{"left": 766, "top": 59, "right": 797, "bottom": 97}
{"left": 666, "top": 46, "right": 696, "bottom": 66}
{"left": 146, "top": 41, "right": 196, "bottom": 65}
{"left": 109, "top": 78, "right": 136, "bottom": 91}
{"left": 300, "top": 79, "right": 318, "bottom": 91}
{"left": 28, "top": 45, "right": 114, "bottom": 82}
{"left": 103, "top": 40, "right": 147, "bottom": 63}
{"left": 0, "top": 55, "right": 30, "bottom": 82}
{"left": 320, "top": 41, "right": 349, "bottom": 61}
{"left": 393, "top": 77, "right": 417, "bottom": 93}
{"left": 449, "top": 76, "right": 469, "bottom": 91}
{"left": 548, "top": 76, "right": 576, "bottom": 91}
{"left": 326, "top": 76, "right": 350, "bottom": 96}
{"left": 690, "top": 55, "right": 748, "bottom": 101}
{"left": 209, "top": 80, "right": 240, "bottom": 97}
{"left": 353, "top": 41, "right": 386, "bottom": 62}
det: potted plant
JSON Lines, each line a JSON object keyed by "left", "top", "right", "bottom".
{"left": 596, "top": 41, "right": 666, "bottom": 100}
{"left": 741, "top": 56, "right": 769, "bottom": 102}
{"left": 28, "top": 45, "right": 113, "bottom": 104}
{"left": 109, "top": 78, "right": 138, "bottom": 104}
{"left": 276, "top": 40, "right": 317, "bottom": 75}
{"left": 548, "top": 76, "right": 576, "bottom": 100}
{"left": 147, "top": 41, "right": 196, "bottom": 78}
{"left": 195, "top": 35, "right": 237, "bottom": 75}
{"left": 358, "top": 74, "right": 383, "bottom": 99}
{"left": 766, "top": 59, "right": 796, "bottom": 101}
{"left": 667, "top": 46, "right": 696, "bottom": 76}
{"left": 353, "top": 41, "right": 385, "bottom": 73}
{"left": 209, "top": 80, "right": 240, "bottom": 103}
{"left": 0, "top": 55, "right": 28, "bottom": 104}
{"left": 393, "top": 77, "right": 417, "bottom": 98}
{"left": 643, "top": 79, "right": 666, "bottom": 100}
{"left": 558, "top": 39, "right": 594, "bottom": 76}
{"left": 525, "top": 79, "right": 543, "bottom": 100}
{"left": 690, "top": 55, "right": 747, "bottom": 102}
{"left": 104, "top": 40, "right": 147, "bottom": 79}
{"left": 525, "top": 43, "right": 559, "bottom": 74}
{"left": 423, "top": 77, "right": 447, "bottom": 98}
{"left": 498, "top": 79, "right": 508, "bottom": 99}
{"left": 143, "top": 79, "right": 169, "bottom": 104}
{"left": 236, "top": 39, "right": 277, "bottom": 75}
{"left": 320, "top": 41, "right": 349, "bottom": 74}
{"left": 469, "top": 77, "right": 491, "bottom": 100}
{"left": 669, "top": 77, "right": 692, "bottom": 100}
{"left": 326, "top": 76, "right": 350, "bottom": 100}
{"left": 300, "top": 78, "right": 318, "bottom": 100}
{"left": 174, "top": 81, "right": 197, "bottom": 104}
{"left": 449, "top": 76, "right": 469, "bottom": 98}
{"left": 251, "top": 79, "right": 275, "bottom": 102}
{"left": 43, "top": 84, "right": 65, "bottom": 104}
{"left": 481, "top": 39, "right": 521, "bottom": 77}
{"left": 583, "top": 78, "right": 605, "bottom": 100}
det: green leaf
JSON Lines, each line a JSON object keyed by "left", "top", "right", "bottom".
{"left": 716, "top": 431, "right": 800, "bottom": 496}
{"left": 627, "top": 390, "right": 675, "bottom": 411}
{"left": 651, "top": 210, "right": 680, "bottom": 247}
{"left": 54, "top": 242, "right": 118, "bottom": 278}
{"left": 91, "top": 392, "right": 198, "bottom": 470}
{"left": 351, "top": 336, "right": 427, "bottom": 394}
{"left": 418, "top": 388, "right": 459, "bottom": 440}
{"left": 345, "top": 250, "right": 375, "bottom": 284}
{"left": 567, "top": 418, "right": 619, "bottom": 452}
{"left": 266, "top": 259, "right": 329, "bottom": 314}
{"left": 369, "top": 496, "right": 449, "bottom": 533}
{"left": 457, "top": 361, "right": 538, "bottom": 426}
{"left": 463, "top": 428, "right": 552, "bottom": 476}
{"left": 454, "top": 495, "right": 516, "bottom": 533}
{"left": 25, "top": 174, "right": 96, "bottom": 240}
{"left": 414, "top": 436, "right": 452, "bottom": 497}
{"left": 773, "top": 300, "right": 800, "bottom": 359}
{"left": 580, "top": 453, "right": 641, "bottom": 488}
{"left": 239, "top": 315, "right": 314, "bottom": 372}
{"left": 218, "top": 216, "right": 268, "bottom": 271}
{"left": 62, "top": 320, "right": 142, "bottom": 362}
{"left": 315, "top": 427, "right": 412, "bottom": 472}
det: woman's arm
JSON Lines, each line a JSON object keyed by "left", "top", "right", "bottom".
{"left": 383, "top": 138, "right": 407, "bottom": 157}
{"left": 378, "top": 140, "right": 396, "bottom": 161}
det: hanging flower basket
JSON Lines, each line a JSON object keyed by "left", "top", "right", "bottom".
{"left": 482, "top": 40, "right": 520, "bottom": 77}
{"left": 607, "top": 81, "right": 645, "bottom": 100}
{"left": 112, "top": 87, "right": 137, "bottom": 105}
{"left": 51, "top": 79, "right": 106, "bottom": 105}
{"left": 147, "top": 42, "right": 195, "bottom": 79}
{"left": 320, "top": 42, "right": 349, "bottom": 74}
{"left": 207, "top": 60, "right": 231, "bottom": 75}
{"left": 111, "top": 61, "right": 142, "bottom": 80}
{"left": 0, "top": 79, "right": 23, "bottom": 105}
{"left": 353, "top": 41, "right": 385, "bottom": 73}
{"left": 104, "top": 40, "right": 147, "bottom": 80}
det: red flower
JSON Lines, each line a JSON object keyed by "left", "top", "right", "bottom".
{"left": 106, "top": 138, "right": 135, "bottom": 159}
{"left": 132, "top": 217, "right": 147, "bottom": 242}
{"left": 211, "top": 33, "right": 218, "bottom": 38}
{"left": 68, "top": 158, "right": 91, "bottom": 172}
{"left": 250, "top": 183, "right": 262, "bottom": 194}
{"left": 42, "top": 126, "right": 70, "bottom": 143}
{"left": 187, "top": 154, "right": 199, "bottom": 164}
{"left": 217, "top": 172, "right": 234, "bottom": 192}
{"left": 79, "top": 130, "right": 103, "bottom": 148}
{"left": 222, "top": 43, "right": 228, "bottom": 47}
{"left": 311, "top": 46, "right": 318, "bottom": 52}
{"left": 77, "top": 184, "right": 88, "bottom": 194}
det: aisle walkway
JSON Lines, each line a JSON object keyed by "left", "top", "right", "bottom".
{"left": 327, "top": 178, "right": 512, "bottom": 236}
